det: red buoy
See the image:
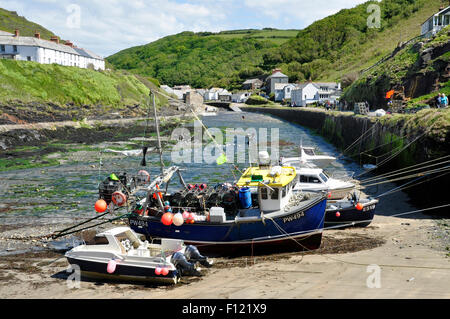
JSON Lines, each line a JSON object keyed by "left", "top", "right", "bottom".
{"left": 161, "top": 212, "right": 174, "bottom": 226}
{"left": 95, "top": 199, "right": 107, "bottom": 213}
{"left": 356, "top": 203, "right": 363, "bottom": 211}
{"left": 161, "top": 267, "right": 169, "bottom": 276}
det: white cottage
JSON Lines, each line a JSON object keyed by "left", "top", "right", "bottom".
{"left": 291, "top": 83, "right": 319, "bottom": 107}
{"left": 274, "top": 83, "right": 296, "bottom": 102}
{"left": 0, "top": 29, "right": 105, "bottom": 70}
{"left": 421, "top": 6, "right": 450, "bottom": 38}
{"left": 231, "top": 91, "right": 251, "bottom": 103}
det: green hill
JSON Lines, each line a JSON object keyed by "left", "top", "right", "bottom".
{"left": 106, "top": 29, "right": 300, "bottom": 89}
{"left": 0, "top": 8, "right": 170, "bottom": 119}
{"left": 107, "top": 0, "right": 443, "bottom": 88}
{"left": 0, "top": 8, "right": 58, "bottom": 40}
{"left": 276, "top": 0, "right": 443, "bottom": 82}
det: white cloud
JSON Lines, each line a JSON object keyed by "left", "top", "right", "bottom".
{"left": 244, "top": 0, "right": 369, "bottom": 26}
{"left": 0, "top": 0, "right": 372, "bottom": 57}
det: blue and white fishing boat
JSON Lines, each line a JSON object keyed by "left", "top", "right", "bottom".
{"left": 127, "top": 164, "right": 327, "bottom": 255}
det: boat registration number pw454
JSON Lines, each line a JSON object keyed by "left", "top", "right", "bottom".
{"left": 282, "top": 211, "right": 305, "bottom": 223}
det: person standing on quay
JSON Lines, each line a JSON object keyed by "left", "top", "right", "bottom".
{"left": 436, "top": 93, "right": 442, "bottom": 108}
{"left": 442, "top": 94, "right": 448, "bottom": 108}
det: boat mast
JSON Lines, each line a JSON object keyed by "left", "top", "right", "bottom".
{"left": 151, "top": 90, "right": 165, "bottom": 175}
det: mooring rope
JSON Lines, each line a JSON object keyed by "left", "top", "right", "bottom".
{"left": 359, "top": 155, "right": 450, "bottom": 184}
{"left": 355, "top": 125, "right": 435, "bottom": 179}
{"left": 268, "top": 203, "right": 450, "bottom": 270}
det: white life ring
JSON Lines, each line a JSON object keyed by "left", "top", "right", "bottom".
{"left": 137, "top": 170, "right": 150, "bottom": 184}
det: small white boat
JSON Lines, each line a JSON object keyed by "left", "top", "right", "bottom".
{"left": 65, "top": 227, "right": 212, "bottom": 284}
{"left": 289, "top": 166, "right": 356, "bottom": 200}
{"left": 280, "top": 145, "right": 336, "bottom": 168}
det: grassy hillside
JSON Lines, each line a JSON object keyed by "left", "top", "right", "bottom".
{"left": 272, "top": 0, "right": 440, "bottom": 82}
{"left": 106, "top": 29, "right": 300, "bottom": 89}
{"left": 108, "top": 0, "right": 442, "bottom": 89}
{"left": 0, "top": 59, "right": 154, "bottom": 107}
{"left": 342, "top": 26, "right": 450, "bottom": 108}
{"left": 0, "top": 8, "right": 58, "bottom": 40}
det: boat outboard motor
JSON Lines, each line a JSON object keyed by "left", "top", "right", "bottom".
{"left": 171, "top": 251, "right": 200, "bottom": 276}
{"left": 184, "top": 245, "right": 213, "bottom": 268}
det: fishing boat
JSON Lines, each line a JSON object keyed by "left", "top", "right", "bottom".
{"left": 65, "top": 226, "right": 212, "bottom": 284}
{"left": 280, "top": 144, "right": 336, "bottom": 168}
{"left": 126, "top": 164, "right": 328, "bottom": 255}
{"left": 325, "top": 194, "right": 379, "bottom": 228}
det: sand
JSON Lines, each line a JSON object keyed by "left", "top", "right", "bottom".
{"left": 0, "top": 209, "right": 449, "bottom": 299}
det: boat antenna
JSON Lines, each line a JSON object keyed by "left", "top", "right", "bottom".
{"left": 151, "top": 89, "right": 165, "bottom": 175}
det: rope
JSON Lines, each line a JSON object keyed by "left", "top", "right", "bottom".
{"left": 375, "top": 171, "right": 450, "bottom": 198}
{"left": 268, "top": 203, "right": 450, "bottom": 270}
{"left": 355, "top": 125, "right": 434, "bottom": 179}
{"left": 359, "top": 166, "right": 450, "bottom": 188}
{"left": 359, "top": 155, "right": 450, "bottom": 184}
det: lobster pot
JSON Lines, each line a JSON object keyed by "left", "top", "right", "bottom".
{"left": 99, "top": 180, "right": 120, "bottom": 204}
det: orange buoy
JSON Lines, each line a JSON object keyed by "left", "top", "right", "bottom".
{"left": 112, "top": 191, "right": 127, "bottom": 207}
{"left": 95, "top": 199, "right": 107, "bottom": 213}
{"left": 161, "top": 212, "right": 173, "bottom": 226}
{"left": 152, "top": 184, "right": 163, "bottom": 200}
{"left": 356, "top": 203, "right": 363, "bottom": 211}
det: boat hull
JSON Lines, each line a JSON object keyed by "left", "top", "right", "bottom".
{"left": 66, "top": 257, "right": 178, "bottom": 284}
{"left": 325, "top": 200, "right": 378, "bottom": 228}
{"left": 129, "top": 196, "right": 327, "bottom": 255}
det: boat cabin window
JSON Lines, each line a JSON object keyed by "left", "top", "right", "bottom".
{"left": 300, "top": 175, "right": 322, "bottom": 184}
{"left": 115, "top": 230, "right": 140, "bottom": 249}
{"left": 90, "top": 235, "right": 109, "bottom": 245}
{"left": 282, "top": 186, "right": 287, "bottom": 198}
{"left": 270, "top": 188, "right": 279, "bottom": 200}
{"left": 303, "top": 148, "right": 315, "bottom": 156}
{"left": 319, "top": 173, "right": 328, "bottom": 182}
{"left": 261, "top": 187, "right": 268, "bottom": 199}
{"left": 309, "top": 177, "right": 321, "bottom": 184}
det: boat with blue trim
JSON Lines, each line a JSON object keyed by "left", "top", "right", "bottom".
{"left": 127, "top": 163, "right": 328, "bottom": 255}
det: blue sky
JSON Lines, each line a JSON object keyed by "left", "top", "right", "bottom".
{"left": 0, "top": 0, "right": 369, "bottom": 57}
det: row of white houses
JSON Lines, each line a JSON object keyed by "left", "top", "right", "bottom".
{"left": 273, "top": 81, "right": 342, "bottom": 106}
{"left": 0, "top": 29, "right": 105, "bottom": 70}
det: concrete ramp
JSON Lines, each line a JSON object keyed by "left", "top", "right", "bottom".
{"left": 229, "top": 104, "right": 242, "bottom": 112}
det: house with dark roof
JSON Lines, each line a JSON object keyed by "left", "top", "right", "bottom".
{"left": 242, "top": 78, "right": 263, "bottom": 90}
{"left": 0, "top": 29, "right": 105, "bottom": 70}
{"left": 265, "top": 69, "right": 289, "bottom": 94}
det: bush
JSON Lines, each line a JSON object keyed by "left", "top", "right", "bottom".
{"left": 245, "top": 94, "right": 269, "bottom": 105}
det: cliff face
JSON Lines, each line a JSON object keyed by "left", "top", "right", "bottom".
{"left": 342, "top": 27, "right": 450, "bottom": 109}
